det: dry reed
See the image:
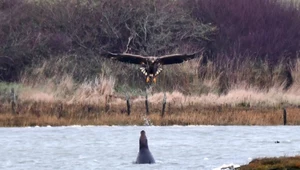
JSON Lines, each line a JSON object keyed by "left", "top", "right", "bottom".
{"left": 1, "top": 100, "right": 300, "bottom": 127}
{"left": 2, "top": 57, "right": 300, "bottom": 127}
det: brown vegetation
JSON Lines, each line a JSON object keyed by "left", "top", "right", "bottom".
{"left": 1, "top": 57, "right": 300, "bottom": 126}
{"left": 239, "top": 156, "right": 300, "bottom": 170}
{"left": 1, "top": 99, "right": 300, "bottom": 126}
{"left": 2, "top": 61, "right": 300, "bottom": 127}
{"left": 1, "top": 0, "right": 300, "bottom": 93}
{"left": 1, "top": 0, "right": 300, "bottom": 127}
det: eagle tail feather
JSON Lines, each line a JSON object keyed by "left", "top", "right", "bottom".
{"left": 155, "top": 68, "right": 163, "bottom": 76}
{"left": 140, "top": 67, "right": 148, "bottom": 76}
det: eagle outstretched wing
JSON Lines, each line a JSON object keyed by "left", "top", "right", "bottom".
{"left": 103, "top": 52, "right": 148, "bottom": 65}
{"left": 158, "top": 50, "right": 203, "bottom": 65}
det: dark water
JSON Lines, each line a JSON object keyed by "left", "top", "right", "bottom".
{"left": 1, "top": 126, "right": 299, "bottom": 170}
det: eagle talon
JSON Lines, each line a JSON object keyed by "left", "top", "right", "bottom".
{"left": 146, "top": 77, "right": 150, "bottom": 83}
{"left": 153, "top": 77, "right": 156, "bottom": 83}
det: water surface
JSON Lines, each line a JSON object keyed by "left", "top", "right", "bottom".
{"left": 1, "top": 126, "right": 299, "bottom": 170}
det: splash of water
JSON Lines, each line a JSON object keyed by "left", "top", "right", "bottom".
{"left": 142, "top": 114, "right": 153, "bottom": 126}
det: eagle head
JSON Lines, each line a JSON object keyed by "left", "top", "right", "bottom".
{"left": 148, "top": 57, "right": 156, "bottom": 63}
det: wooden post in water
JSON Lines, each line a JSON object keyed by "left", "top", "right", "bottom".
{"left": 283, "top": 108, "right": 287, "bottom": 125}
{"left": 161, "top": 93, "right": 166, "bottom": 117}
{"left": 145, "top": 92, "right": 149, "bottom": 115}
{"left": 126, "top": 94, "right": 130, "bottom": 116}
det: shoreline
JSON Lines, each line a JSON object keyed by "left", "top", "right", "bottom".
{"left": 238, "top": 156, "right": 300, "bottom": 170}
{"left": 1, "top": 101, "right": 300, "bottom": 127}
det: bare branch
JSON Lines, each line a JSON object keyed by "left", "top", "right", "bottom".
{"left": 124, "top": 35, "right": 133, "bottom": 53}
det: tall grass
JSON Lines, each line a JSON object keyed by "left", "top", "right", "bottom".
{"left": 1, "top": 0, "right": 300, "bottom": 127}
{"left": 13, "top": 56, "right": 300, "bottom": 108}
{"left": 2, "top": 58, "right": 300, "bottom": 126}
{"left": 19, "top": 59, "right": 115, "bottom": 104}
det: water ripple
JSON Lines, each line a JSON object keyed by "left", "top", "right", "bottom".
{"left": 0, "top": 126, "right": 299, "bottom": 170}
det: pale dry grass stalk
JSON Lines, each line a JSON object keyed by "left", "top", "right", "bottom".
{"left": 19, "top": 74, "right": 75, "bottom": 102}
{"left": 20, "top": 61, "right": 116, "bottom": 104}
{"left": 289, "top": 58, "right": 300, "bottom": 93}
{"left": 13, "top": 54, "right": 300, "bottom": 127}
{"left": 16, "top": 59, "right": 300, "bottom": 110}
{"left": 68, "top": 74, "right": 115, "bottom": 105}
{"left": 131, "top": 86, "right": 300, "bottom": 108}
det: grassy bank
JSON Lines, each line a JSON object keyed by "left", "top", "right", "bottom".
{"left": 1, "top": 100, "right": 300, "bottom": 127}
{"left": 239, "top": 156, "right": 300, "bottom": 170}
{"left": 1, "top": 77, "right": 300, "bottom": 127}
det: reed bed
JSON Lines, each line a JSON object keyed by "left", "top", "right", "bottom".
{"left": 2, "top": 61, "right": 300, "bottom": 127}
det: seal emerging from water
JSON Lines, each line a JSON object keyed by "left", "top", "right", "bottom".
{"left": 136, "top": 130, "right": 155, "bottom": 164}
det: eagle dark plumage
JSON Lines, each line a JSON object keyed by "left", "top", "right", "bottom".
{"left": 103, "top": 50, "right": 202, "bottom": 83}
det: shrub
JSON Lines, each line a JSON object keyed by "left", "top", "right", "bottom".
{"left": 0, "top": 0, "right": 215, "bottom": 81}
{"left": 183, "top": 0, "right": 300, "bottom": 64}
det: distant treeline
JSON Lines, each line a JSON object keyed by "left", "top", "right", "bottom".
{"left": 0, "top": 0, "right": 300, "bottom": 82}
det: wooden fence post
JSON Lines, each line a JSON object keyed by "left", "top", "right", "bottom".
{"left": 283, "top": 108, "right": 287, "bottom": 125}
{"left": 10, "top": 88, "right": 17, "bottom": 114}
{"left": 105, "top": 95, "right": 111, "bottom": 113}
{"left": 145, "top": 92, "right": 149, "bottom": 115}
{"left": 161, "top": 93, "right": 166, "bottom": 117}
{"left": 58, "top": 102, "right": 63, "bottom": 119}
{"left": 126, "top": 94, "right": 130, "bottom": 116}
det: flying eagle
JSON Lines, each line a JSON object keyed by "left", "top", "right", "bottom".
{"left": 103, "top": 50, "right": 202, "bottom": 83}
